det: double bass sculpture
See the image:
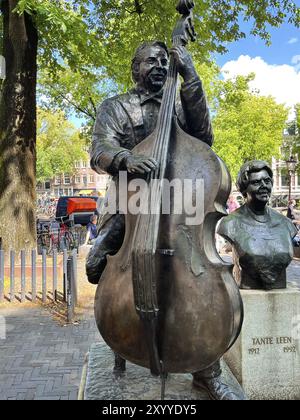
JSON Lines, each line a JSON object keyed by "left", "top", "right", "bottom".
{"left": 88, "top": 0, "right": 244, "bottom": 400}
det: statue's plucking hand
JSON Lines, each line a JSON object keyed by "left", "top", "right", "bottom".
{"left": 124, "top": 154, "right": 159, "bottom": 175}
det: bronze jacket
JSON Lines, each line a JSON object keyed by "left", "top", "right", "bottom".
{"left": 90, "top": 77, "right": 213, "bottom": 176}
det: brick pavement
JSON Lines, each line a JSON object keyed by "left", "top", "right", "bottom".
{"left": 0, "top": 303, "right": 101, "bottom": 400}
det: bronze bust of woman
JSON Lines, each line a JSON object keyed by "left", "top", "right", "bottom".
{"left": 217, "top": 160, "right": 297, "bottom": 290}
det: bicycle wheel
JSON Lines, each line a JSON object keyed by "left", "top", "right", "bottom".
{"left": 65, "top": 231, "right": 76, "bottom": 250}
{"left": 59, "top": 231, "right": 74, "bottom": 251}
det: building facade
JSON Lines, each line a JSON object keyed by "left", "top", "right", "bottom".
{"left": 271, "top": 157, "right": 300, "bottom": 202}
{"left": 37, "top": 156, "right": 300, "bottom": 204}
{"left": 37, "top": 159, "right": 110, "bottom": 197}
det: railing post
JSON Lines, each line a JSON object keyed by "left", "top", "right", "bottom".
{"left": 31, "top": 249, "right": 37, "bottom": 303}
{"left": 0, "top": 250, "right": 4, "bottom": 302}
{"left": 42, "top": 248, "right": 47, "bottom": 303}
{"left": 52, "top": 249, "right": 57, "bottom": 302}
{"left": 63, "top": 249, "right": 68, "bottom": 302}
{"left": 10, "top": 250, "right": 15, "bottom": 302}
{"left": 67, "top": 256, "right": 75, "bottom": 323}
{"left": 20, "top": 250, "right": 26, "bottom": 303}
{"left": 72, "top": 248, "right": 78, "bottom": 306}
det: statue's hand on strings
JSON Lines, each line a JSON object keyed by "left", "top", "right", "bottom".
{"left": 124, "top": 154, "right": 159, "bottom": 175}
{"left": 170, "top": 45, "right": 198, "bottom": 82}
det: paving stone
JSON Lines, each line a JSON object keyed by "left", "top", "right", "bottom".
{"left": 0, "top": 293, "right": 99, "bottom": 401}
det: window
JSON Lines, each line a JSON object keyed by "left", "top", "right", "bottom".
{"left": 64, "top": 174, "right": 70, "bottom": 184}
{"left": 82, "top": 161, "right": 87, "bottom": 168}
{"left": 64, "top": 188, "right": 73, "bottom": 195}
{"left": 75, "top": 161, "right": 80, "bottom": 168}
{"left": 55, "top": 176, "right": 61, "bottom": 185}
{"left": 75, "top": 176, "right": 81, "bottom": 184}
{"left": 89, "top": 175, "right": 94, "bottom": 183}
{"left": 82, "top": 175, "right": 87, "bottom": 186}
{"left": 281, "top": 169, "right": 289, "bottom": 188}
{"left": 45, "top": 181, "right": 51, "bottom": 190}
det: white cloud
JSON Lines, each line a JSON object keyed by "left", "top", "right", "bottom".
{"left": 221, "top": 55, "right": 300, "bottom": 111}
{"left": 288, "top": 37, "right": 298, "bottom": 44}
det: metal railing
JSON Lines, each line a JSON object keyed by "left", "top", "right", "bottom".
{"left": 0, "top": 248, "right": 77, "bottom": 313}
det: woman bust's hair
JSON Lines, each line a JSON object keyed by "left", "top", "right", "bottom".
{"left": 237, "top": 160, "right": 273, "bottom": 197}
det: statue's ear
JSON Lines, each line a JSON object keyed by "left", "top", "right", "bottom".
{"left": 132, "top": 62, "right": 140, "bottom": 83}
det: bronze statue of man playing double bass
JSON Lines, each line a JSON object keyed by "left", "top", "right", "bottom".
{"left": 86, "top": 35, "right": 245, "bottom": 400}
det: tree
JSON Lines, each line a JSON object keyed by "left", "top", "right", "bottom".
{"left": 212, "top": 75, "right": 289, "bottom": 179}
{"left": 85, "top": 0, "right": 300, "bottom": 88}
{"left": 36, "top": 109, "right": 87, "bottom": 182}
{"left": 281, "top": 104, "right": 300, "bottom": 178}
{"left": 0, "top": 0, "right": 100, "bottom": 251}
{"left": 38, "top": 66, "right": 117, "bottom": 136}
{"left": 0, "top": 0, "right": 38, "bottom": 251}
{"left": 0, "top": 0, "right": 299, "bottom": 251}
{"left": 285, "top": 104, "right": 300, "bottom": 146}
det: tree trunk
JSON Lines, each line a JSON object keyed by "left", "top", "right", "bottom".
{"left": 0, "top": 0, "right": 37, "bottom": 251}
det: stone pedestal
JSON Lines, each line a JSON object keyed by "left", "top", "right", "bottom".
{"left": 224, "top": 286, "right": 300, "bottom": 400}
{"left": 80, "top": 342, "right": 244, "bottom": 400}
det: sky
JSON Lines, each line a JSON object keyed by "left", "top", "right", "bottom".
{"left": 214, "top": 13, "right": 300, "bottom": 119}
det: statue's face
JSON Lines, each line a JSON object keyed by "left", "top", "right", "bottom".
{"left": 246, "top": 169, "right": 272, "bottom": 205}
{"left": 138, "top": 46, "right": 169, "bottom": 92}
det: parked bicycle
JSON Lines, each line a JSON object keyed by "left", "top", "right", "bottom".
{"left": 37, "top": 219, "right": 84, "bottom": 254}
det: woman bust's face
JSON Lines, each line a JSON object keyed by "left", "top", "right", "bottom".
{"left": 245, "top": 169, "right": 273, "bottom": 206}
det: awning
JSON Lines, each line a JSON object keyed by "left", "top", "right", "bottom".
{"left": 77, "top": 189, "right": 95, "bottom": 195}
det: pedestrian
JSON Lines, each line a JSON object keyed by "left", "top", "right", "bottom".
{"left": 84, "top": 215, "right": 98, "bottom": 245}
{"left": 287, "top": 199, "right": 296, "bottom": 220}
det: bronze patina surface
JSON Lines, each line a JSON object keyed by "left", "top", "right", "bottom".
{"left": 218, "top": 160, "right": 298, "bottom": 290}
{"left": 87, "top": 1, "right": 245, "bottom": 401}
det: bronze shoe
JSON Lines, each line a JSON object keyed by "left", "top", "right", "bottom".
{"left": 192, "top": 374, "right": 247, "bottom": 400}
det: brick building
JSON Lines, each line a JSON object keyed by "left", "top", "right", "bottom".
{"left": 37, "top": 159, "right": 109, "bottom": 197}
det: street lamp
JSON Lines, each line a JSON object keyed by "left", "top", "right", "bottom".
{"left": 286, "top": 155, "right": 297, "bottom": 203}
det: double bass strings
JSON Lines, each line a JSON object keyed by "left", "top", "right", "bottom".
{"left": 132, "top": 41, "right": 180, "bottom": 315}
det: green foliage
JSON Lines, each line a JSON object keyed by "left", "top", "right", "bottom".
{"left": 4, "top": 0, "right": 300, "bottom": 181}
{"left": 38, "top": 65, "right": 118, "bottom": 135}
{"left": 212, "top": 75, "right": 288, "bottom": 179}
{"left": 36, "top": 108, "right": 87, "bottom": 181}
{"left": 86, "top": 0, "right": 300, "bottom": 87}
{"left": 282, "top": 104, "right": 300, "bottom": 174}
{"left": 7, "top": 0, "right": 298, "bottom": 131}
{"left": 194, "top": 61, "right": 222, "bottom": 112}
{"left": 10, "top": 0, "right": 299, "bottom": 92}
{"left": 14, "top": 0, "right": 105, "bottom": 74}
